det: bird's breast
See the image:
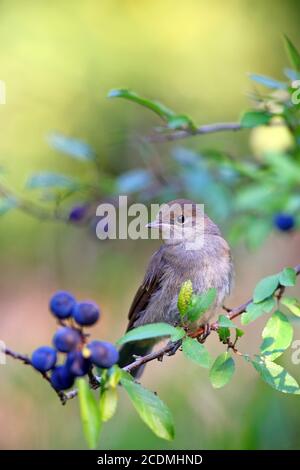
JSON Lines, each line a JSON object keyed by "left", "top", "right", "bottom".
{"left": 138, "top": 243, "right": 232, "bottom": 327}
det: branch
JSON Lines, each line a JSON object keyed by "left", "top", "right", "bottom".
{"left": 146, "top": 122, "right": 242, "bottom": 143}
{"left": 3, "top": 347, "right": 66, "bottom": 402}
{"left": 4, "top": 263, "right": 300, "bottom": 404}
{"left": 0, "top": 180, "right": 68, "bottom": 223}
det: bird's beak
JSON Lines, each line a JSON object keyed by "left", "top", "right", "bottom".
{"left": 145, "top": 219, "right": 161, "bottom": 229}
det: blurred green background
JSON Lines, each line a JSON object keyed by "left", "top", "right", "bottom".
{"left": 1, "top": 0, "right": 300, "bottom": 450}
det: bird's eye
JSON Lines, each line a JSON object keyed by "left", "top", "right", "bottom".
{"left": 176, "top": 215, "right": 185, "bottom": 224}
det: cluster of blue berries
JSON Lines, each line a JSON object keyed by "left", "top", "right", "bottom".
{"left": 31, "top": 291, "right": 119, "bottom": 391}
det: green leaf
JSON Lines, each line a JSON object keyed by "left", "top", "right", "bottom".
{"left": 263, "top": 153, "right": 300, "bottom": 182}
{"left": 240, "top": 110, "right": 272, "bottom": 129}
{"left": 26, "top": 172, "right": 79, "bottom": 190}
{"left": 47, "top": 132, "right": 95, "bottom": 161}
{"left": 209, "top": 352, "right": 235, "bottom": 389}
{"left": 235, "top": 185, "right": 273, "bottom": 211}
{"left": 108, "top": 365, "right": 122, "bottom": 388}
{"left": 107, "top": 88, "right": 175, "bottom": 121}
{"left": 218, "top": 315, "right": 237, "bottom": 329}
{"left": 120, "top": 369, "right": 134, "bottom": 382}
{"left": 182, "top": 337, "right": 211, "bottom": 368}
{"left": 167, "top": 114, "right": 196, "bottom": 131}
{"left": 279, "top": 267, "right": 296, "bottom": 287}
{"left": 218, "top": 327, "right": 230, "bottom": 343}
{"left": 245, "top": 219, "right": 272, "bottom": 250}
{"left": 284, "top": 67, "right": 300, "bottom": 80}
{"left": 116, "top": 323, "right": 181, "bottom": 345}
{"left": 248, "top": 74, "right": 287, "bottom": 90}
{"left": 228, "top": 215, "right": 253, "bottom": 245}
{"left": 0, "top": 196, "right": 18, "bottom": 215}
{"left": 121, "top": 378, "right": 174, "bottom": 440}
{"left": 284, "top": 35, "right": 300, "bottom": 71}
{"left": 99, "top": 388, "right": 118, "bottom": 423}
{"left": 252, "top": 358, "right": 300, "bottom": 394}
{"left": 260, "top": 311, "right": 293, "bottom": 360}
{"left": 117, "top": 169, "right": 153, "bottom": 194}
{"left": 236, "top": 328, "right": 245, "bottom": 338}
{"left": 186, "top": 288, "right": 217, "bottom": 323}
{"left": 177, "top": 280, "right": 193, "bottom": 317}
{"left": 253, "top": 274, "right": 279, "bottom": 303}
{"left": 77, "top": 378, "right": 101, "bottom": 449}
{"left": 217, "top": 315, "right": 237, "bottom": 343}
{"left": 241, "top": 297, "right": 275, "bottom": 325}
{"left": 169, "top": 327, "right": 186, "bottom": 342}
{"left": 281, "top": 296, "right": 300, "bottom": 317}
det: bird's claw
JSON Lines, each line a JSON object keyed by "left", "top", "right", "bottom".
{"left": 198, "top": 324, "right": 211, "bottom": 343}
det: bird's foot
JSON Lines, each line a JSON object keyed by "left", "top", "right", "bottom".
{"left": 189, "top": 323, "right": 211, "bottom": 342}
{"left": 198, "top": 324, "right": 211, "bottom": 343}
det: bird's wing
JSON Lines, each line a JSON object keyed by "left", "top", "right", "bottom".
{"left": 127, "top": 246, "right": 165, "bottom": 331}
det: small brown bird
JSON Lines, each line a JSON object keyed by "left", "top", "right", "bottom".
{"left": 118, "top": 199, "right": 233, "bottom": 376}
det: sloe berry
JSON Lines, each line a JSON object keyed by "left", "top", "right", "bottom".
{"left": 50, "top": 365, "right": 74, "bottom": 391}
{"left": 65, "top": 351, "right": 90, "bottom": 377}
{"left": 50, "top": 291, "right": 76, "bottom": 319}
{"left": 72, "top": 301, "right": 100, "bottom": 326}
{"left": 53, "top": 327, "right": 81, "bottom": 353}
{"left": 87, "top": 340, "right": 119, "bottom": 368}
{"left": 31, "top": 346, "right": 57, "bottom": 372}
{"left": 274, "top": 213, "right": 295, "bottom": 232}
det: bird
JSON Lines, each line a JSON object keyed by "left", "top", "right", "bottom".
{"left": 118, "top": 199, "right": 233, "bottom": 377}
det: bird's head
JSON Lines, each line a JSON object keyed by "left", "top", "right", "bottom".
{"left": 146, "top": 199, "right": 221, "bottom": 249}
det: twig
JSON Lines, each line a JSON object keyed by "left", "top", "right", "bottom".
{"left": 124, "top": 342, "right": 176, "bottom": 373}
{"left": 62, "top": 344, "right": 176, "bottom": 402}
{"left": 3, "top": 347, "right": 66, "bottom": 402}
{"left": 4, "top": 263, "right": 300, "bottom": 404}
{"left": 213, "top": 263, "right": 300, "bottom": 325}
{"left": 276, "top": 285, "right": 285, "bottom": 304}
{"left": 0, "top": 180, "right": 68, "bottom": 222}
{"left": 4, "top": 347, "right": 31, "bottom": 365}
{"left": 146, "top": 118, "right": 286, "bottom": 143}
{"left": 88, "top": 369, "right": 100, "bottom": 389}
{"left": 146, "top": 122, "right": 242, "bottom": 143}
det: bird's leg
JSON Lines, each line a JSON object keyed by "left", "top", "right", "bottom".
{"left": 189, "top": 323, "right": 211, "bottom": 342}
{"left": 198, "top": 323, "right": 211, "bottom": 343}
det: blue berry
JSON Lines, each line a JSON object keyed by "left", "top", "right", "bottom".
{"left": 72, "top": 301, "right": 100, "bottom": 326}
{"left": 274, "top": 213, "right": 295, "bottom": 232}
{"left": 53, "top": 327, "right": 81, "bottom": 353}
{"left": 49, "top": 291, "right": 76, "bottom": 319}
{"left": 87, "top": 341, "right": 119, "bottom": 368}
{"left": 69, "top": 204, "right": 88, "bottom": 223}
{"left": 31, "top": 346, "right": 57, "bottom": 372}
{"left": 65, "top": 351, "right": 90, "bottom": 377}
{"left": 50, "top": 366, "right": 74, "bottom": 391}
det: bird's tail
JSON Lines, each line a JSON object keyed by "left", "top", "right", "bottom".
{"left": 118, "top": 339, "right": 155, "bottom": 378}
